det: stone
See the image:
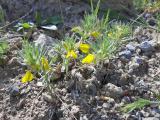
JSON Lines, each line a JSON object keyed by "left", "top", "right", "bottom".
{"left": 34, "top": 33, "right": 56, "bottom": 47}
{"left": 119, "top": 50, "right": 132, "bottom": 60}
{"left": 37, "top": 82, "right": 44, "bottom": 87}
{"left": 80, "top": 115, "right": 88, "bottom": 120}
{"left": 96, "top": 106, "right": 102, "bottom": 111}
{"left": 126, "top": 44, "right": 135, "bottom": 52}
{"left": 144, "top": 13, "right": 152, "bottom": 19}
{"left": 70, "top": 105, "right": 80, "bottom": 116}
{"left": 9, "top": 85, "right": 20, "bottom": 97}
{"left": 20, "top": 86, "right": 31, "bottom": 95}
{"left": 42, "top": 93, "right": 55, "bottom": 103}
{"left": 10, "top": 108, "right": 17, "bottom": 116}
{"left": 139, "top": 41, "right": 153, "bottom": 53}
{"left": 86, "top": 83, "right": 97, "bottom": 96}
{"left": 134, "top": 27, "right": 143, "bottom": 37}
{"left": 121, "top": 96, "right": 131, "bottom": 104}
{"left": 101, "top": 115, "right": 109, "bottom": 120}
{"left": 119, "top": 73, "right": 132, "bottom": 86}
{"left": 142, "top": 117, "right": 159, "bottom": 120}
{"left": 141, "top": 110, "right": 150, "bottom": 117}
{"left": 147, "top": 19, "right": 156, "bottom": 26}
{"left": 102, "top": 103, "right": 112, "bottom": 109}
{"left": 104, "top": 83, "right": 123, "bottom": 98}
{"left": 134, "top": 56, "right": 143, "bottom": 65}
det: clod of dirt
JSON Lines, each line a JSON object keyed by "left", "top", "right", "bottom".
{"left": 119, "top": 50, "right": 132, "bottom": 60}
{"left": 80, "top": 65, "right": 96, "bottom": 79}
{"left": 126, "top": 44, "right": 136, "bottom": 53}
{"left": 128, "top": 56, "right": 148, "bottom": 76}
{"left": 147, "top": 18, "right": 156, "bottom": 26}
{"left": 8, "top": 85, "right": 20, "bottom": 97}
{"left": 70, "top": 105, "right": 80, "bottom": 117}
{"left": 34, "top": 33, "right": 57, "bottom": 47}
{"left": 139, "top": 41, "right": 154, "bottom": 53}
{"left": 42, "top": 93, "right": 55, "bottom": 103}
{"left": 86, "top": 83, "right": 97, "bottom": 96}
{"left": 103, "top": 83, "right": 123, "bottom": 98}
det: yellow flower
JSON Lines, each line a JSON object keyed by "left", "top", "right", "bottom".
{"left": 82, "top": 54, "right": 95, "bottom": 64}
{"left": 21, "top": 70, "right": 34, "bottom": 83}
{"left": 79, "top": 43, "right": 90, "bottom": 53}
{"left": 90, "top": 31, "right": 100, "bottom": 38}
{"left": 108, "top": 32, "right": 112, "bottom": 37}
{"left": 66, "top": 50, "right": 77, "bottom": 59}
{"left": 41, "top": 57, "right": 50, "bottom": 71}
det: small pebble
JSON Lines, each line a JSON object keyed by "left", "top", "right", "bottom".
{"left": 119, "top": 50, "right": 132, "bottom": 60}
{"left": 86, "top": 83, "right": 97, "bottom": 96}
{"left": 42, "top": 93, "right": 55, "bottom": 103}
{"left": 148, "top": 19, "right": 156, "bottom": 26}
{"left": 121, "top": 96, "right": 131, "bottom": 104}
{"left": 142, "top": 117, "right": 159, "bottom": 120}
{"left": 144, "top": 13, "right": 152, "bottom": 19}
{"left": 126, "top": 44, "right": 135, "bottom": 52}
{"left": 9, "top": 85, "right": 20, "bottom": 97}
{"left": 104, "top": 83, "right": 123, "bottom": 98}
{"left": 70, "top": 105, "right": 80, "bottom": 116}
{"left": 134, "top": 56, "right": 143, "bottom": 65}
{"left": 102, "top": 103, "right": 112, "bottom": 109}
{"left": 139, "top": 41, "right": 153, "bottom": 53}
{"left": 37, "top": 82, "right": 44, "bottom": 87}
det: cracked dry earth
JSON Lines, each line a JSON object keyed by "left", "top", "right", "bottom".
{"left": 0, "top": 27, "right": 160, "bottom": 120}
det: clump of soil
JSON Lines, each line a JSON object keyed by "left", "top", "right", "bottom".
{"left": 0, "top": 1, "right": 160, "bottom": 120}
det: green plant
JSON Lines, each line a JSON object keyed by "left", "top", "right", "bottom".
{"left": 91, "top": 35, "right": 116, "bottom": 63}
{"left": 62, "top": 36, "right": 77, "bottom": 52}
{"left": 71, "top": 0, "right": 132, "bottom": 64}
{"left": 82, "top": 0, "right": 108, "bottom": 32}
{"left": 133, "top": 0, "right": 148, "bottom": 11}
{"left": 155, "top": 13, "right": 160, "bottom": 31}
{"left": 108, "top": 22, "right": 132, "bottom": 41}
{"left": 35, "top": 11, "right": 42, "bottom": 27}
{"left": 53, "top": 36, "right": 78, "bottom": 73}
{"left": 19, "top": 40, "right": 48, "bottom": 72}
{"left": 0, "top": 40, "right": 8, "bottom": 55}
{"left": 0, "top": 40, "right": 9, "bottom": 65}
{"left": 121, "top": 98, "right": 152, "bottom": 113}
{"left": 133, "top": 0, "right": 160, "bottom": 12}
{"left": 72, "top": 0, "right": 109, "bottom": 40}
{"left": 0, "top": 6, "right": 5, "bottom": 25}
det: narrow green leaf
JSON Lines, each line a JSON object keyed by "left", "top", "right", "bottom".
{"left": 121, "top": 98, "right": 151, "bottom": 113}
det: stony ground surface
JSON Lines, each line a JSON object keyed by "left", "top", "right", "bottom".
{"left": 0, "top": 26, "right": 160, "bottom": 120}
{"left": 0, "top": 1, "right": 160, "bottom": 120}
